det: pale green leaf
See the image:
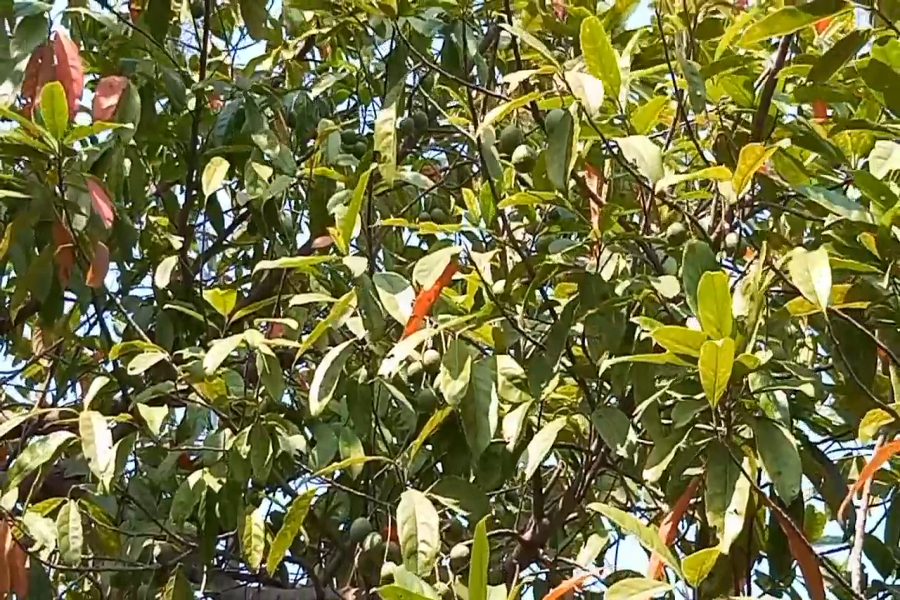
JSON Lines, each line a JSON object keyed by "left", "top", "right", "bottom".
{"left": 789, "top": 247, "right": 832, "bottom": 309}
{"left": 616, "top": 136, "right": 664, "bottom": 185}
{"left": 697, "top": 271, "right": 733, "bottom": 340}
{"left": 682, "top": 548, "right": 721, "bottom": 587}
{"left": 242, "top": 505, "right": 266, "bottom": 572}
{"left": 40, "top": 81, "right": 68, "bottom": 140}
{"left": 605, "top": 579, "right": 672, "bottom": 600}
{"left": 202, "top": 157, "right": 230, "bottom": 199}
{"left": 739, "top": 0, "right": 851, "bottom": 46}
{"left": 267, "top": 489, "right": 317, "bottom": 574}
{"left": 754, "top": 418, "right": 802, "bottom": 503}
{"left": 309, "top": 340, "right": 355, "bottom": 416}
{"left": 587, "top": 503, "right": 681, "bottom": 576}
{"left": 57, "top": 499, "right": 83, "bottom": 565}
{"left": 397, "top": 489, "right": 440, "bottom": 576}
{"left": 520, "top": 417, "right": 566, "bottom": 481}
{"left": 580, "top": 16, "right": 620, "bottom": 99}
{"left": 336, "top": 165, "right": 375, "bottom": 255}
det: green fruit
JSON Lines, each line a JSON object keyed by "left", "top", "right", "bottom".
{"left": 407, "top": 360, "right": 425, "bottom": 381}
{"left": 412, "top": 110, "right": 429, "bottom": 132}
{"left": 416, "top": 388, "right": 438, "bottom": 411}
{"left": 430, "top": 207, "right": 447, "bottom": 224}
{"left": 423, "top": 349, "right": 441, "bottom": 372}
{"left": 498, "top": 124, "right": 525, "bottom": 155}
{"left": 352, "top": 140, "right": 368, "bottom": 157}
{"left": 418, "top": 211, "right": 432, "bottom": 222}
{"left": 350, "top": 517, "right": 374, "bottom": 543}
{"left": 665, "top": 221, "right": 688, "bottom": 246}
{"left": 536, "top": 235, "right": 553, "bottom": 253}
{"left": 380, "top": 561, "right": 398, "bottom": 583}
{"left": 511, "top": 144, "right": 537, "bottom": 173}
{"left": 341, "top": 130, "right": 358, "bottom": 144}
{"left": 545, "top": 108, "right": 566, "bottom": 133}
{"left": 725, "top": 231, "right": 740, "bottom": 251}
{"left": 362, "top": 531, "right": 384, "bottom": 553}
{"left": 399, "top": 117, "right": 416, "bottom": 137}
{"left": 449, "top": 543, "right": 470, "bottom": 571}
{"left": 387, "top": 541, "right": 401, "bottom": 562}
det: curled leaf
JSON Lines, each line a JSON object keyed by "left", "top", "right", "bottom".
{"left": 648, "top": 477, "right": 701, "bottom": 580}
{"left": 53, "top": 30, "right": 84, "bottom": 118}
{"left": 92, "top": 76, "right": 129, "bottom": 121}
{"left": 840, "top": 439, "right": 900, "bottom": 520}
{"left": 402, "top": 261, "right": 458, "bottom": 339}
{"left": 86, "top": 176, "right": 115, "bottom": 228}
{"left": 86, "top": 241, "right": 109, "bottom": 288}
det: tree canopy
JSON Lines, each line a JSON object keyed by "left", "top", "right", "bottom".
{"left": 0, "top": 0, "right": 899, "bottom": 598}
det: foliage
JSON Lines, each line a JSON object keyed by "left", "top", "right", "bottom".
{"left": 0, "top": 0, "right": 898, "bottom": 598}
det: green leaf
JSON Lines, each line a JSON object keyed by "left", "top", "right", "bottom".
{"left": 655, "top": 165, "right": 732, "bottom": 192}
{"left": 82, "top": 376, "right": 111, "bottom": 410}
{"left": 643, "top": 427, "right": 688, "bottom": 483}
{"left": 739, "top": 0, "right": 851, "bottom": 46}
{"left": 377, "top": 585, "right": 433, "bottom": 600}
{"left": 699, "top": 338, "right": 735, "bottom": 407}
{"left": 239, "top": 0, "right": 268, "bottom": 40}
{"left": 253, "top": 255, "right": 336, "bottom": 273}
{"left": 256, "top": 347, "right": 286, "bottom": 402}
{"left": 413, "top": 246, "right": 460, "bottom": 289}
{"left": 155, "top": 255, "right": 179, "bottom": 289}
{"left": 79, "top": 411, "right": 114, "bottom": 490}
{"left": 682, "top": 240, "right": 719, "bottom": 315}
{"left": 631, "top": 96, "right": 668, "bottom": 135}
{"left": 336, "top": 165, "right": 374, "bottom": 255}
{"left": 580, "top": 16, "right": 620, "bottom": 100}
{"left": 719, "top": 453, "right": 753, "bottom": 554}
{"left": 7, "top": 431, "right": 76, "bottom": 489}
{"left": 869, "top": 140, "right": 900, "bottom": 180}
{"left": 797, "top": 185, "right": 874, "bottom": 223}
{"left": 732, "top": 142, "right": 781, "bottom": 196}
{"left": 397, "top": 489, "right": 440, "bottom": 576}
{"left": 807, "top": 29, "right": 870, "bottom": 83}
{"left": 40, "top": 81, "right": 69, "bottom": 140}
{"left": 57, "top": 499, "right": 83, "bottom": 565}
{"left": 788, "top": 247, "right": 831, "bottom": 309}
{"left": 591, "top": 407, "right": 631, "bottom": 456}
{"left": 705, "top": 441, "right": 739, "bottom": 536}
{"left": 430, "top": 476, "right": 491, "bottom": 523}
{"left": 203, "top": 334, "right": 244, "bottom": 374}
{"left": 127, "top": 350, "right": 168, "bottom": 375}
{"left": 242, "top": 505, "right": 266, "bottom": 572}
{"left": 605, "top": 578, "right": 672, "bottom": 600}
{"left": 477, "top": 92, "right": 541, "bottom": 137}
{"left": 520, "top": 417, "right": 566, "bottom": 481}
{"left": 460, "top": 357, "right": 500, "bottom": 462}
{"left": 754, "top": 418, "right": 802, "bottom": 503}
{"left": 650, "top": 326, "right": 708, "bottom": 357}
{"left": 309, "top": 339, "right": 355, "bottom": 417}
{"left": 469, "top": 517, "right": 490, "bottom": 600}
{"left": 202, "top": 157, "right": 230, "bottom": 199}
{"left": 682, "top": 548, "right": 721, "bottom": 587}
{"left": 376, "top": 84, "right": 402, "bottom": 185}
{"left": 499, "top": 23, "right": 559, "bottom": 67}
{"left": 338, "top": 427, "right": 366, "bottom": 479}
{"left": 374, "top": 272, "right": 415, "bottom": 325}
{"left": 616, "top": 136, "right": 664, "bottom": 185}
{"left": 203, "top": 288, "right": 237, "bottom": 317}
{"left": 587, "top": 503, "right": 681, "bottom": 576}
{"left": 267, "top": 489, "right": 316, "bottom": 574}
{"left": 249, "top": 423, "right": 272, "bottom": 482}
{"left": 170, "top": 470, "right": 206, "bottom": 523}
{"left": 697, "top": 271, "right": 733, "bottom": 340}
{"left": 680, "top": 58, "right": 706, "bottom": 114}
{"left": 859, "top": 408, "right": 894, "bottom": 442}
{"left": 408, "top": 407, "right": 454, "bottom": 465}
{"left": 546, "top": 110, "right": 574, "bottom": 193}
{"left": 136, "top": 403, "right": 168, "bottom": 437}
{"left": 161, "top": 567, "right": 192, "bottom": 600}
{"left": 437, "top": 338, "right": 472, "bottom": 407}
{"left": 566, "top": 71, "right": 605, "bottom": 117}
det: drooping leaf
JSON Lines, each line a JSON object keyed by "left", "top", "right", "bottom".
{"left": 241, "top": 505, "right": 266, "bottom": 572}
{"left": 699, "top": 338, "right": 735, "bottom": 407}
{"left": 546, "top": 110, "right": 575, "bottom": 193}
{"left": 758, "top": 493, "right": 826, "bottom": 600}
{"left": 397, "top": 489, "right": 440, "bottom": 576}
{"left": 202, "top": 157, "right": 230, "bottom": 199}
{"left": 580, "top": 16, "right": 620, "bottom": 100}
{"left": 754, "top": 418, "right": 802, "bottom": 504}
{"left": 86, "top": 176, "right": 115, "bottom": 229}
{"left": 807, "top": 30, "right": 870, "bottom": 83}
{"left": 79, "top": 410, "right": 114, "bottom": 490}
{"left": 732, "top": 142, "right": 782, "bottom": 196}
{"left": 53, "top": 30, "right": 84, "bottom": 117}
{"left": 647, "top": 477, "right": 701, "bottom": 579}
{"left": 336, "top": 165, "right": 374, "bottom": 255}
{"left": 544, "top": 571, "right": 603, "bottom": 600}
{"left": 682, "top": 547, "right": 721, "bottom": 587}
{"left": 403, "top": 262, "right": 458, "bottom": 339}
{"left": 375, "top": 83, "right": 402, "bottom": 185}
{"left": 616, "top": 136, "right": 664, "bottom": 185}
{"left": 697, "top": 271, "right": 733, "bottom": 340}
{"left": 840, "top": 440, "right": 900, "bottom": 519}
{"left": 587, "top": 503, "right": 681, "bottom": 576}
{"left": 85, "top": 241, "right": 109, "bottom": 288}
{"left": 650, "top": 326, "right": 708, "bottom": 357}
{"left": 7, "top": 431, "right": 76, "bottom": 489}
{"left": 57, "top": 500, "right": 83, "bottom": 565}
{"left": 267, "top": 489, "right": 316, "bottom": 575}
{"left": 789, "top": 247, "right": 831, "bottom": 309}
{"left": 520, "top": 417, "right": 566, "bottom": 481}
{"left": 309, "top": 339, "right": 355, "bottom": 417}
{"left": 92, "top": 75, "right": 129, "bottom": 121}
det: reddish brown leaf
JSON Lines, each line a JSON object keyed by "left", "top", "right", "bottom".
{"left": 22, "top": 43, "right": 55, "bottom": 118}
{"left": 86, "top": 241, "right": 109, "bottom": 288}
{"left": 209, "top": 91, "right": 224, "bottom": 111}
{"left": 733, "top": 0, "right": 748, "bottom": 9}
{"left": 544, "top": 570, "right": 601, "bottom": 600}
{"left": 648, "top": 477, "right": 701, "bottom": 580}
{"left": 266, "top": 322, "right": 286, "bottom": 339}
{"left": 129, "top": 0, "right": 143, "bottom": 22}
{"left": 812, "top": 99, "right": 828, "bottom": 123}
{"left": 52, "top": 218, "right": 74, "bottom": 287}
{"left": 92, "top": 76, "right": 129, "bottom": 121}
{"left": 759, "top": 494, "right": 825, "bottom": 600}
{"left": 814, "top": 18, "right": 831, "bottom": 33}
{"left": 53, "top": 30, "right": 85, "bottom": 118}
{"left": 401, "top": 261, "right": 458, "bottom": 339}
{"left": 87, "top": 176, "right": 115, "bottom": 228}
{"left": 840, "top": 439, "right": 900, "bottom": 520}
{"left": 584, "top": 162, "right": 605, "bottom": 260}
{"left": 551, "top": 0, "right": 567, "bottom": 20}
{"left": 421, "top": 163, "right": 441, "bottom": 182}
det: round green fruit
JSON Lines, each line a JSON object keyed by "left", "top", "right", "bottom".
{"left": 341, "top": 129, "right": 358, "bottom": 144}
{"left": 423, "top": 349, "right": 441, "bottom": 372}
{"left": 352, "top": 140, "right": 368, "bottom": 157}
{"left": 449, "top": 543, "right": 470, "bottom": 571}
{"left": 399, "top": 117, "right": 416, "bottom": 137}
{"left": 511, "top": 144, "right": 537, "bottom": 173}
{"left": 350, "top": 517, "right": 374, "bottom": 543}
{"left": 416, "top": 388, "right": 438, "bottom": 411}
{"left": 387, "top": 541, "right": 401, "bottom": 562}
{"left": 407, "top": 360, "right": 425, "bottom": 381}
{"left": 544, "top": 108, "right": 566, "bottom": 133}
{"left": 418, "top": 211, "right": 432, "bottom": 222}
{"left": 412, "top": 110, "right": 429, "bottom": 133}
{"left": 498, "top": 124, "right": 525, "bottom": 155}
{"left": 725, "top": 231, "right": 740, "bottom": 252}
{"left": 665, "top": 221, "right": 688, "bottom": 246}
{"left": 430, "top": 207, "right": 447, "bottom": 224}
{"left": 362, "top": 531, "right": 384, "bottom": 553}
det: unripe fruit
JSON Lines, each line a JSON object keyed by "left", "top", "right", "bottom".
{"left": 544, "top": 108, "right": 566, "bottom": 133}
{"left": 665, "top": 221, "right": 688, "bottom": 246}
{"left": 416, "top": 388, "right": 438, "bottom": 411}
{"left": 511, "top": 144, "right": 537, "bottom": 173}
{"left": 449, "top": 543, "right": 470, "bottom": 571}
{"left": 423, "top": 349, "right": 441, "bottom": 372}
{"left": 349, "top": 517, "right": 374, "bottom": 543}
{"left": 430, "top": 207, "right": 447, "bottom": 224}
{"left": 362, "top": 531, "right": 384, "bottom": 553}
{"left": 352, "top": 141, "right": 368, "bottom": 157}
{"left": 381, "top": 561, "right": 398, "bottom": 582}
{"left": 399, "top": 117, "right": 416, "bottom": 137}
{"left": 412, "top": 110, "right": 429, "bottom": 132}
{"left": 418, "top": 211, "right": 431, "bottom": 222}
{"left": 498, "top": 124, "right": 525, "bottom": 155}
{"left": 407, "top": 360, "right": 424, "bottom": 381}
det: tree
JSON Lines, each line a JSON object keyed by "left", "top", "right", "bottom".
{"left": 0, "top": 0, "right": 898, "bottom": 597}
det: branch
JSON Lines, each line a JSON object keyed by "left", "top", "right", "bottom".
{"left": 850, "top": 434, "right": 884, "bottom": 592}
{"left": 751, "top": 35, "right": 792, "bottom": 143}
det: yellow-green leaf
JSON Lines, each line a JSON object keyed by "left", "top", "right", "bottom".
{"left": 697, "top": 271, "right": 733, "bottom": 340}
{"left": 699, "top": 338, "right": 735, "bottom": 407}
